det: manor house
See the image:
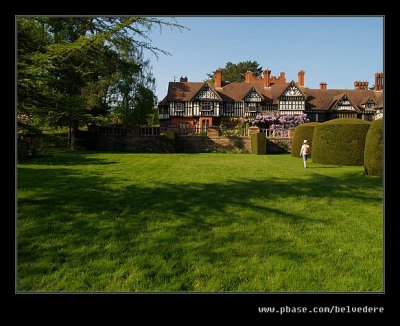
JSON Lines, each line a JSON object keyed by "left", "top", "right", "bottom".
{"left": 158, "top": 68, "right": 383, "bottom": 129}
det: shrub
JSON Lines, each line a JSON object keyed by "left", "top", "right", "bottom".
{"left": 157, "top": 134, "right": 175, "bottom": 153}
{"left": 312, "top": 118, "right": 370, "bottom": 166}
{"left": 291, "top": 122, "right": 319, "bottom": 157}
{"left": 364, "top": 118, "right": 383, "bottom": 176}
{"left": 251, "top": 132, "right": 266, "bottom": 155}
{"left": 17, "top": 122, "right": 69, "bottom": 160}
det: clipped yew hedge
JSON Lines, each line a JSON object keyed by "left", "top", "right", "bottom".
{"left": 291, "top": 122, "right": 319, "bottom": 157}
{"left": 312, "top": 118, "right": 371, "bottom": 166}
{"left": 364, "top": 118, "right": 383, "bottom": 176}
{"left": 251, "top": 132, "right": 266, "bottom": 154}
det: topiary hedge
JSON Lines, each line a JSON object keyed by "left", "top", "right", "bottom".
{"left": 364, "top": 118, "right": 383, "bottom": 176}
{"left": 312, "top": 118, "right": 371, "bottom": 166}
{"left": 251, "top": 132, "right": 266, "bottom": 154}
{"left": 291, "top": 122, "right": 319, "bottom": 157}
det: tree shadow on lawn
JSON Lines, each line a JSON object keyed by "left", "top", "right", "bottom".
{"left": 18, "top": 151, "right": 119, "bottom": 166}
{"left": 17, "top": 162, "right": 383, "bottom": 291}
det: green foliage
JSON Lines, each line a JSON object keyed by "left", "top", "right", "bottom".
{"left": 364, "top": 119, "right": 383, "bottom": 176}
{"left": 323, "top": 118, "right": 370, "bottom": 125}
{"left": 17, "top": 17, "right": 185, "bottom": 145}
{"left": 206, "top": 61, "right": 263, "bottom": 83}
{"left": 312, "top": 118, "right": 371, "bottom": 166}
{"left": 251, "top": 132, "right": 266, "bottom": 155}
{"left": 133, "top": 85, "right": 157, "bottom": 125}
{"left": 17, "top": 121, "right": 68, "bottom": 160}
{"left": 156, "top": 135, "right": 175, "bottom": 153}
{"left": 165, "top": 130, "right": 175, "bottom": 140}
{"left": 291, "top": 122, "right": 319, "bottom": 157}
{"left": 219, "top": 117, "right": 248, "bottom": 136}
{"left": 112, "top": 85, "right": 157, "bottom": 126}
{"left": 147, "top": 107, "right": 160, "bottom": 126}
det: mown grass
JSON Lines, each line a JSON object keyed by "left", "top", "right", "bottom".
{"left": 17, "top": 152, "right": 383, "bottom": 292}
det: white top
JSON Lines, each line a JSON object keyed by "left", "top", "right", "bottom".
{"left": 300, "top": 144, "right": 310, "bottom": 155}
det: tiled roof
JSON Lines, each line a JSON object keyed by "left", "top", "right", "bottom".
{"left": 214, "top": 83, "right": 273, "bottom": 102}
{"left": 162, "top": 82, "right": 205, "bottom": 102}
{"left": 375, "top": 92, "right": 383, "bottom": 109}
{"left": 160, "top": 81, "right": 382, "bottom": 111}
{"left": 304, "top": 89, "right": 380, "bottom": 111}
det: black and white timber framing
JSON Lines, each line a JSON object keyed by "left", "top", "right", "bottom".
{"left": 158, "top": 74, "right": 383, "bottom": 125}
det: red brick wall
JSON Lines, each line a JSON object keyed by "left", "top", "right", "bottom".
{"left": 169, "top": 117, "right": 195, "bottom": 127}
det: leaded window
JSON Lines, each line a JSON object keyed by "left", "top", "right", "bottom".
{"left": 200, "top": 101, "right": 213, "bottom": 112}
{"left": 246, "top": 102, "right": 259, "bottom": 112}
{"left": 175, "top": 102, "right": 184, "bottom": 112}
{"left": 365, "top": 99, "right": 376, "bottom": 108}
{"left": 224, "top": 102, "right": 234, "bottom": 113}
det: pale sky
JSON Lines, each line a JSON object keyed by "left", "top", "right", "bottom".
{"left": 142, "top": 16, "right": 383, "bottom": 101}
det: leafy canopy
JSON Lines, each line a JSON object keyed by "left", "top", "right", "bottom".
{"left": 206, "top": 61, "right": 263, "bottom": 83}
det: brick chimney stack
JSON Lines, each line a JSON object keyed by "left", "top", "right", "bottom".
{"left": 298, "top": 70, "right": 305, "bottom": 87}
{"left": 319, "top": 82, "right": 327, "bottom": 90}
{"left": 354, "top": 81, "right": 369, "bottom": 90}
{"left": 215, "top": 69, "right": 222, "bottom": 88}
{"left": 180, "top": 76, "right": 188, "bottom": 82}
{"left": 245, "top": 70, "right": 254, "bottom": 83}
{"left": 374, "top": 72, "right": 383, "bottom": 91}
{"left": 263, "top": 69, "right": 271, "bottom": 87}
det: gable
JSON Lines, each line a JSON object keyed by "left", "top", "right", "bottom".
{"left": 243, "top": 88, "right": 263, "bottom": 102}
{"left": 362, "top": 97, "right": 376, "bottom": 109}
{"left": 279, "top": 81, "right": 306, "bottom": 100}
{"left": 334, "top": 99, "right": 355, "bottom": 111}
{"left": 331, "top": 94, "right": 359, "bottom": 112}
{"left": 193, "top": 84, "right": 221, "bottom": 101}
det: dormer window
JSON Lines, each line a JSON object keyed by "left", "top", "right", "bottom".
{"left": 365, "top": 99, "right": 376, "bottom": 108}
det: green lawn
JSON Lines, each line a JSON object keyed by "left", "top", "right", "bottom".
{"left": 17, "top": 152, "right": 383, "bottom": 292}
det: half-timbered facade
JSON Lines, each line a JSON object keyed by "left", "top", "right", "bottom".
{"left": 158, "top": 68, "right": 383, "bottom": 127}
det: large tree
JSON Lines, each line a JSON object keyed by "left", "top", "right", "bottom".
{"left": 206, "top": 61, "right": 263, "bottom": 83}
{"left": 17, "top": 17, "right": 184, "bottom": 149}
{"left": 107, "top": 46, "right": 157, "bottom": 127}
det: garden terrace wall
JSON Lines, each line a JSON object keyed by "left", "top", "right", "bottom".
{"left": 95, "top": 134, "right": 174, "bottom": 153}
{"left": 175, "top": 135, "right": 252, "bottom": 153}
{"left": 91, "top": 126, "right": 291, "bottom": 154}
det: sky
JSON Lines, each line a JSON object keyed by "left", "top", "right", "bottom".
{"left": 142, "top": 17, "right": 383, "bottom": 102}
